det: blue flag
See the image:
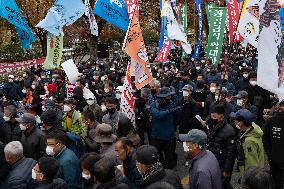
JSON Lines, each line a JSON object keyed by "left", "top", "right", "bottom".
{"left": 192, "top": 0, "right": 202, "bottom": 59}
{"left": 94, "top": 0, "right": 130, "bottom": 31}
{"left": 37, "top": 0, "right": 85, "bottom": 36}
{"left": 0, "top": 0, "right": 36, "bottom": 49}
{"left": 281, "top": 8, "right": 284, "bottom": 31}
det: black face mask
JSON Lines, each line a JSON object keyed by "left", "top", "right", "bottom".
{"left": 151, "top": 89, "right": 156, "bottom": 95}
{"left": 211, "top": 118, "right": 219, "bottom": 125}
{"left": 107, "top": 108, "right": 116, "bottom": 114}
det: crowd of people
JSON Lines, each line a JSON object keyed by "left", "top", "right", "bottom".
{"left": 0, "top": 43, "right": 283, "bottom": 189}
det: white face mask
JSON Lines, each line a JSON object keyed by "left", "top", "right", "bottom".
{"left": 8, "top": 79, "right": 13, "bottom": 83}
{"left": 236, "top": 124, "right": 241, "bottom": 130}
{"left": 3, "top": 116, "right": 10, "bottom": 122}
{"left": 237, "top": 99, "right": 243, "bottom": 106}
{"left": 115, "top": 94, "right": 121, "bottom": 100}
{"left": 31, "top": 85, "right": 36, "bottom": 89}
{"left": 22, "top": 89, "right": 27, "bottom": 94}
{"left": 32, "top": 169, "right": 37, "bottom": 180}
{"left": 243, "top": 73, "right": 249, "bottom": 78}
{"left": 46, "top": 146, "right": 55, "bottom": 156}
{"left": 42, "top": 106, "right": 47, "bottom": 112}
{"left": 183, "top": 142, "right": 189, "bottom": 152}
{"left": 101, "top": 76, "right": 106, "bottom": 81}
{"left": 183, "top": 91, "right": 190, "bottom": 97}
{"left": 82, "top": 173, "right": 91, "bottom": 180}
{"left": 215, "top": 95, "right": 219, "bottom": 101}
{"left": 19, "top": 124, "right": 27, "bottom": 131}
{"left": 196, "top": 66, "right": 201, "bottom": 70}
{"left": 210, "top": 87, "right": 216, "bottom": 93}
{"left": 250, "top": 80, "right": 257, "bottom": 86}
{"left": 63, "top": 105, "right": 71, "bottom": 112}
{"left": 36, "top": 116, "right": 41, "bottom": 124}
{"left": 87, "top": 99, "right": 95, "bottom": 105}
{"left": 104, "top": 88, "right": 110, "bottom": 93}
{"left": 44, "top": 86, "right": 48, "bottom": 91}
{"left": 101, "top": 105, "right": 107, "bottom": 112}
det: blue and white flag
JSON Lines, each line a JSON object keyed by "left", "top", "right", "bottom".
{"left": 36, "top": 0, "right": 86, "bottom": 36}
{"left": 0, "top": 0, "right": 36, "bottom": 49}
{"left": 192, "top": 0, "right": 202, "bottom": 59}
{"left": 94, "top": 0, "right": 130, "bottom": 31}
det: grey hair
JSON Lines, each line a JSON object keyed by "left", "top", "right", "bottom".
{"left": 4, "top": 141, "right": 23, "bottom": 157}
{"left": 150, "top": 79, "right": 161, "bottom": 88}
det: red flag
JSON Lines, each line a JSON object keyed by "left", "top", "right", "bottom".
{"left": 227, "top": 0, "right": 243, "bottom": 43}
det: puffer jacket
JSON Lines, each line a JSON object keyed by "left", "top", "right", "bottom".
{"left": 207, "top": 121, "right": 237, "bottom": 173}
{"left": 238, "top": 123, "right": 265, "bottom": 175}
{"left": 35, "top": 178, "right": 68, "bottom": 189}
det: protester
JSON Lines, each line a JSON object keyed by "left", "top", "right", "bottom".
{"left": 17, "top": 113, "right": 47, "bottom": 160}
{"left": 1, "top": 141, "right": 36, "bottom": 189}
{"left": 114, "top": 137, "right": 142, "bottom": 188}
{"left": 135, "top": 145, "right": 182, "bottom": 189}
{"left": 241, "top": 167, "right": 274, "bottom": 189}
{"left": 83, "top": 93, "right": 103, "bottom": 123}
{"left": 179, "top": 129, "right": 222, "bottom": 189}
{"left": 117, "top": 116, "right": 140, "bottom": 148}
{"left": 41, "top": 109, "right": 65, "bottom": 134}
{"left": 0, "top": 141, "right": 10, "bottom": 185}
{"left": 230, "top": 109, "right": 265, "bottom": 175}
{"left": 46, "top": 130, "right": 82, "bottom": 189}
{"left": 233, "top": 90, "right": 258, "bottom": 118}
{"left": 32, "top": 157, "right": 68, "bottom": 189}
{"left": 263, "top": 100, "right": 284, "bottom": 189}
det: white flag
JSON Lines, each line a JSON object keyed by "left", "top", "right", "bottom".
{"left": 161, "top": 1, "right": 192, "bottom": 54}
{"left": 257, "top": 0, "right": 284, "bottom": 100}
{"left": 237, "top": 0, "right": 259, "bottom": 48}
{"left": 85, "top": 0, "right": 98, "bottom": 36}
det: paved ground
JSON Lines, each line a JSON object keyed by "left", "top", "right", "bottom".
{"left": 175, "top": 142, "right": 241, "bottom": 189}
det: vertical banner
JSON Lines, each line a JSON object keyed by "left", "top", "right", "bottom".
{"left": 206, "top": 7, "right": 227, "bottom": 66}
{"left": 180, "top": 3, "right": 188, "bottom": 58}
{"left": 205, "top": 3, "right": 216, "bottom": 55}
{"left": 280, "top": 8, "right": 284, "bottom": 31}
{"left": 192, "top": 0, "right": 202, "bottom": 59}
{"left": 43, "top": 32, "right": 64, "bottom": 70}
{"left": 85, "top": 0, "right": 98, "bottom": 36}
{"left": 258, "top": 0, "right": 284, "bottom": 99}
{"left": 0, "top": 0, "right": 36, "bottom": 49}
{"left": 66, "top": 82, "right": 77, "bottom": 99}
{"left": 120, "top": 62, "right": 136, "bottom": 125}
{"left": 226, "top": 0, "right": 242, "bottom": 43}
{"left": 125, "top": 0, "right": 139, "bottom": 18}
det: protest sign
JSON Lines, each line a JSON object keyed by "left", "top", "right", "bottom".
{"left": 36, "top": 0, "right": 85, "bottom": 36}
{"left": 258, "top": 0, "right": 284, "bottom": 99}
{"left": 0, "top": 0, "right": 36, "bottom": 49}
{"left": 66, "top": 82, "right": 77, "bottom": 99}
{"left": 226, "top": 0, "right": 242, "bottom": 43}
{"left": 43, "top": 32, "right": 64, "bottom": 70}
{"left": 0, "top": 58, "right": 45, "bottom": 74}
{"left": 192, "top": 0, "right": 202, "bottom": 59}
{"left": 61, "top": 59, "right": 80, "bottom": 84}
{"left": 131, "top": 60, "right": 153, "bottom": 89}
{"left": 94, "top": 0, "right": 130, "bottom": 31}
{"left": 206, "top": 7, "right": 227, "bottom": 66}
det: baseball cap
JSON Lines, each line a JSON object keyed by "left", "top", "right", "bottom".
{"left": 179, "top": 129, "right": 207, "bottom": 149}
{"left": 234, "top": 91, "right": 248, "bottom": 99}
{"left": 41, "top": 110, "right": 57, "bottom": 125}
{"left": 135, "top": 145, "right": 159, "bottom": 165}
{"left": 182, "top": 85, "right": 193, "bottom": 92}
{"left": 230, "top": 109, "right": 256, "bottom": 124}
{"left": 16, "top": 113, "right": 36, "bottom": 123}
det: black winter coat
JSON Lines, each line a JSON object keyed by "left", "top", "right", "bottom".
{"left": 35, "top": 178, "right": 68, "bottom": 189}
{"left": 208, "top": 121, "right": 237, "bottom": 173}
{"left": 0, "top": 121, "right": 21, "bottom": 144}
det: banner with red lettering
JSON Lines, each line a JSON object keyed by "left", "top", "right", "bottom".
{"left": 0, "top": 58, "right": 45, "bottom": 74}
{"left": 226, "top": 0, "right": 242, "bottom": 43}
{"left": 154, "top": 39, "right": 171, "bottom": 63}
{"left": 66, "top": 82, "right": 77, "bottom": 99}
{"left": 125, "top": 0, "right": 139, "bottom": 18}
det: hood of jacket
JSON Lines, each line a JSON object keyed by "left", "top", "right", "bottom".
{"left": 241, "top": 122, "right": 263, "bottom": 139}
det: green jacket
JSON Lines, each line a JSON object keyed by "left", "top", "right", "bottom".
{"left": 239, "top": 123, "right": 265, "bottom": 175}
{"left": 62, "top": 110, "right": 87, "bottom": 136}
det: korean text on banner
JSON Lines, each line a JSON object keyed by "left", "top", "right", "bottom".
{"left": 280, "top": 8, "right": 284, "bottom": 31}
{"left": 36, "top": 0, "right": 85, "bottom": 36}
{"left": 0, "top": 0, "right": 36, "bottom": 49}
{"left": 125, "top": 0, "right": 139, "bottom": 18}
{"left": 192, "top": 0, "right": 202, "bottom": 59}
{"left": 162, "top": 1, "right": 192, "bottom": 54}
{"left": 131, "top": 59, "right": 153, "bottom": 89}
{"left": 61, "top": 59, "right": 80, "bottom": 84}
{"left": 154, "top": 39, "right": 171, "bottom": 63}
{"left": 43, "top": 32, "right": 64, "bottom": 70}
{"left": 206, "top": 7, "right": 227, "bottom": 66}
{"left": 237, "top": 0, "right": 259, "bottom": 48}
{"left": 120, "top": 62, "right": 136, "bottom": 125}
{"left": 205, "top": 3, "right": 216, "bottom": 54}
{"left": 180, "top": 3, "right": 188, "bottom": 58}
{"left": 85, "top": 0, "right": 98, "bottom": 36}
{"left": 258, "top": 0, "right": 284, "bottom": 100}
{"left": 66, "top": 83, "right": 77, "bottom": 99}
{"left": 94, "top": 0, "right": 130, "bottom": 31}
{"left": 226, "top": 0, "right": 242, "bottom": 43}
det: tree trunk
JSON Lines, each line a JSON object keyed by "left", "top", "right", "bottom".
{"left": 89, "top": 34, "right": 98, "bottom": 64}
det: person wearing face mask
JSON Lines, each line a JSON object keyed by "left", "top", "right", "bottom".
{"left": 135, "top": 145, "right": 182, "bottom": 189}
{"left": 149, "top": 87, "right": 180, "bottom": 169}
{"left": 31, "top": 157, "right": 68, "bottom": 189}
{"left": 204, "top": 82, "right": 219, "bottom": 117}
{"left": 207, "top": 106, "right": 237, "bottom": 189}
{"left": 238, "top": 68, "right": 250, "bottom": 91}
{"left": 79, "top": 152, "right": 101, "bottom": 189}
{"left": 263, "top": 100, "right": 284, "bottom": 189}
{"left": 244, "top": 72, "right": 272, "bottom": 127}
{"left": 83, "top": 94, "right": 103, "bottom": 123}
{"left": 114, "top": 138, "right": 142, "bottom": 189}
{"left": 0, "top": 105, "right": 21, "bottom": 144}
{"left": 230, "top": 109, "right": 265, "bottom": 176}
{"left": 177, "top": 85, "right": 199, "bottom": 134}
{"left": 148, "top": 79, "right": 161, "bottom": 105}
{"left": 232, "top": 91, "right": 258, "bottom": 119}
{"left": 23, "top": 85, "right": 40, "bottom": 116}
{"left": 102, "top": 81, "right": 116, "bottom": 100}
{"left": 17, "top": 113, "right": 47, "bottom": 161}
{"left": 42, "top": 99, "right": 63, "bottom": 128}
{"left": 46, "top": 130, "right": 82, "bottom": 189}
{"left": 4, "top": 75, "right": 23, "bottom": 102}
{"left": 41, "top": 109, "right": 66, "bottom": 134}
{"left": 179, "top": 129, "right": 222, "bottom": 189}
{"left": 73, "top": 78, "right": 88, "bottom": 112}
{"left": 206, "top": 67, "right": 222, "bottom": 85}
{"left": 1, "top": 141, "right": 36, "bottom": 189}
